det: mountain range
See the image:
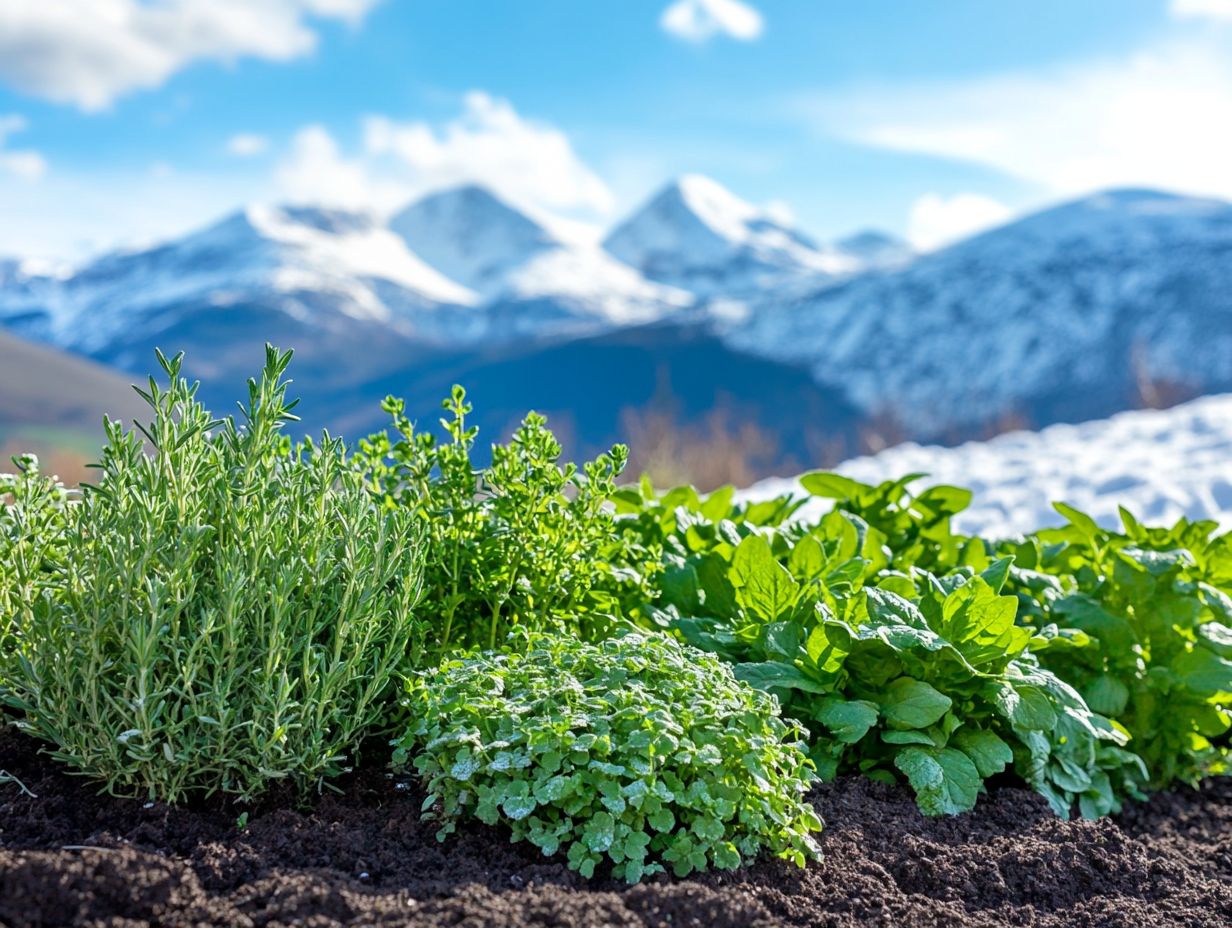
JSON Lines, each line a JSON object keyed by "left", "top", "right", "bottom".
{"left": 2, "top": 177, "right": 1231, "bottom": 478}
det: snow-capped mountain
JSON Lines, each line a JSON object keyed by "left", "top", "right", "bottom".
{"left": 0, "top": 258, "right": 62, "bottom": 339}
{"left": 5, "top": 178, "right": 1232, "bottom": 465}
{"left": 604, "top": 174, "right": 858, "bottom": 296}
{"left": 727, "top": 188, "right": 1232, "bottom": 438}
{"left": 3, "top": 204, "right": 486, "bottom": 362}
{"left": 389, "top": 185, "right": 560, "bottom": 295}
{"left": 390, "top": 185, "right": 694, "bottom": 336}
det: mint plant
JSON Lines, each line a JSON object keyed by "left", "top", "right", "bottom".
{"left": 612, "top": 483, "right": 1146, "bottom": 817}
{"left": 1007, "top": 506, "right": 1232, "bottom": 788}
{"left": 396, "top": 632, "right": 822, "bottom": 882}
{"left": 356, "top": 386, "right": 629, "bottom": 666}
{"left": 807, "top": 470, "right": 1232, "bottom": 793}
{"left": 2, "top": 347, "right": 424, "bottom": 802}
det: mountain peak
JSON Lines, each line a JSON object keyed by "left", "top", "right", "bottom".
{"left": 389, "top": 184, "right": 560, "bottom": 293}
{"left": 604, "top": 175, "right": 845, "bottom": 295}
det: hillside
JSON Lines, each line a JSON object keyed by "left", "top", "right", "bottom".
{"left": 0, "top": 329, "right": 144, "bottom": 430}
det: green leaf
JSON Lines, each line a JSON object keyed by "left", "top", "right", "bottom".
{"left": 812, "top": 697, "right": 879, "bottom": 744}
{"left": 1172, "top": 647, "right": 1232, "bottom": 694}
{"left": 893, "top": 746, "right": 982, "bottom": 815}
{"left": 992, "top": 682, "right": 1058, "bottom": 732}
{"left": 788, "top": 535, "right": 826, "bottom": 579}
{"left": 1082, "top": 675, "right": 1130, "bottom": 717}
{"left": 731, "top": 535, "right": 800, "bottom": 622}
{"left": 799, "top": 472, "right": 867, "bottom": 501}
{"left": 952, "top": 729, "right": 1013, "bottom": 778}
{"left": 502, "top": 793, "right": 538, "bottom": 820}
{"left": 865, "top": 588, "right": 927, "bottom": 628}
{"left": 914, "top": 485, "right": 973, "bottom": 519}
{"left": 880, "top": 677, "right": 952, "bottom": 730}
{"left": 583, "top": 811, "right": 616, "bottom": 853}
{"left": 648, "top": 806, "right": 675, "bottom": 832}
{"left": 1053, "top": 502, "right": 1102, "bottom": 540}
{"left": 734, "top": 661, "right": 829, "bottom": 695}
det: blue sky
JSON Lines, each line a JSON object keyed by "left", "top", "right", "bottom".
{"left": 2, "top": 0, "right": 1231, "bottom": 259}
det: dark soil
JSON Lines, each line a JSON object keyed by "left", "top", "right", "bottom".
{"left": 1, "top": 728, "right": 1229, "bottom": 928}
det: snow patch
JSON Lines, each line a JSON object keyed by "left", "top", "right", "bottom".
{"left": 741, "top": 394, "right": 1232, "bottom": 537}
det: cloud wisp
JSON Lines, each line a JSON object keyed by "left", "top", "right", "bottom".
{"left": 802, "top": 38, "right": 1232, "bottom": 202}
{"left": 0, "top": 0, "right": 381, "bottom": 111}
{"left": 227, "top": 134, "right": 270, "bottom": 157}
{"left": 1171, "top": 0, "right": 1232, "bottom": 22}
{"left": 660, "top": 0, "right": 763, "bottom": 43}
{"left": 0, "top": 114, "right": 47, "bottom": 180}
{"left": 275, "top": 92, "right": 615, "bottom": 221}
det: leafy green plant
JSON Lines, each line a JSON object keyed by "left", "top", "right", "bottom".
{"left": 1007, "top": 506, "right": 1232, "bottom": 788}
{"left": 355, "top": 386, "right": 629, "bottom": 666}
{"left": 611, "top": 482, "right": 1145, "bottom": 817}
{"left": 804, "top": 471, "right": 1232, "bottom": 792}
{"left": 396, "top": 632, "right": 822, "bottom": 882}
{"left": 2, "top": 346, "right": 424, "bottom": 802}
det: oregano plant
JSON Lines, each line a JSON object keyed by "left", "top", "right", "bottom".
{"left": 356, "top": 385, "right": 630, "bottom": 666}
{"left": 396, "top": 632, "right": 823, "bottom": 882}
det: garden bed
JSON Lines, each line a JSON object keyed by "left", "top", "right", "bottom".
{"left": 2, "top": 727, "right": 1229, "bottom": 928}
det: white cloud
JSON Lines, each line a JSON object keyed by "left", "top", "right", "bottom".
{"left": 1172, "top": 0, "right": 1232, "bottom": 21}
{"left": 227, "top": 133, "right": 270, "bottom": 157}
{"left": 806, "top": 39, "right": 1232, "bottom": 202}
{"left": 660, "top": 0, "right": 763, "bottom": 43}
{"left": 275, "top": 92, "right": 615, "bottom": 219}
{"left": 907, "top": 193, "right": 1012, "bottom": 251}
{"left": 0, "top": 0, "right": 382, "bottom": 111}
{"left": 0, "top": 114, "right": 47, "bottom": 180}
{"left": 274, "top": 124, "right": 382, "bottom": 207}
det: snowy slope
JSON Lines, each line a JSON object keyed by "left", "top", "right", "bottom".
{"left": 389, "top": 185, "right": 560, "bottom": 294}
{"left": 728, "top": 189, "right": 1232, "bottom": 437}
{"left": 604, "top": 175, "right": 858, "bottom": 296}
{"left": 2, "top": 205, "right": 485, "bottom": 359}
{"left": 835, "top": 230, "right": 914, "bottom": 270}
{"left": 0, "top": 258, "right": 64, "bottom": 339}
{"left": 743, "top": 393, "right": 1232, "bottom": 538}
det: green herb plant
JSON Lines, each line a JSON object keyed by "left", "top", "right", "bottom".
{"left": 396, "top": 632, "right": 822, "bottom": 882}
{"left": 1, "top": 454, "right": 72, "bottom": 667}
{"left": 2, "top": 346, "right": 424, "bottom": 802}
{"left": 612, "top": 481, "right": 1146, "bottom": 817}
{"left": 356, "top": 386, "right": 629, "bottom": 666}
{"left": 1007, "top": 506, "right": 1232, "bottom": 788}
{"left": 806, "top": 471, "right": 1232, "bottom": 793}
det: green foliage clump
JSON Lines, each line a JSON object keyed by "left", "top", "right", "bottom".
{"left": 1, "top": 454, "right": 73, "bottom": 662}
{"left": 1006, "top": 506, "right": 1232, "bottom": 788}
{"left": 396, "top": 632, "right": 822, "bottom": 882}
{"left": 612, "top": 477, "right": 1145, "bottom": 817}
{"left": 355, "top": 386, "right": 629, "bottom": 666}
{"left": 1, "top": 347, "right": 423, "bottom": 802}
{"left": 809, "top": 471, "right": 1232, "bottom": 793}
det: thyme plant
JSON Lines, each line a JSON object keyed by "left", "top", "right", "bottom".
{"left": 2, "top": 347, "right": 424, "bottom": 802}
